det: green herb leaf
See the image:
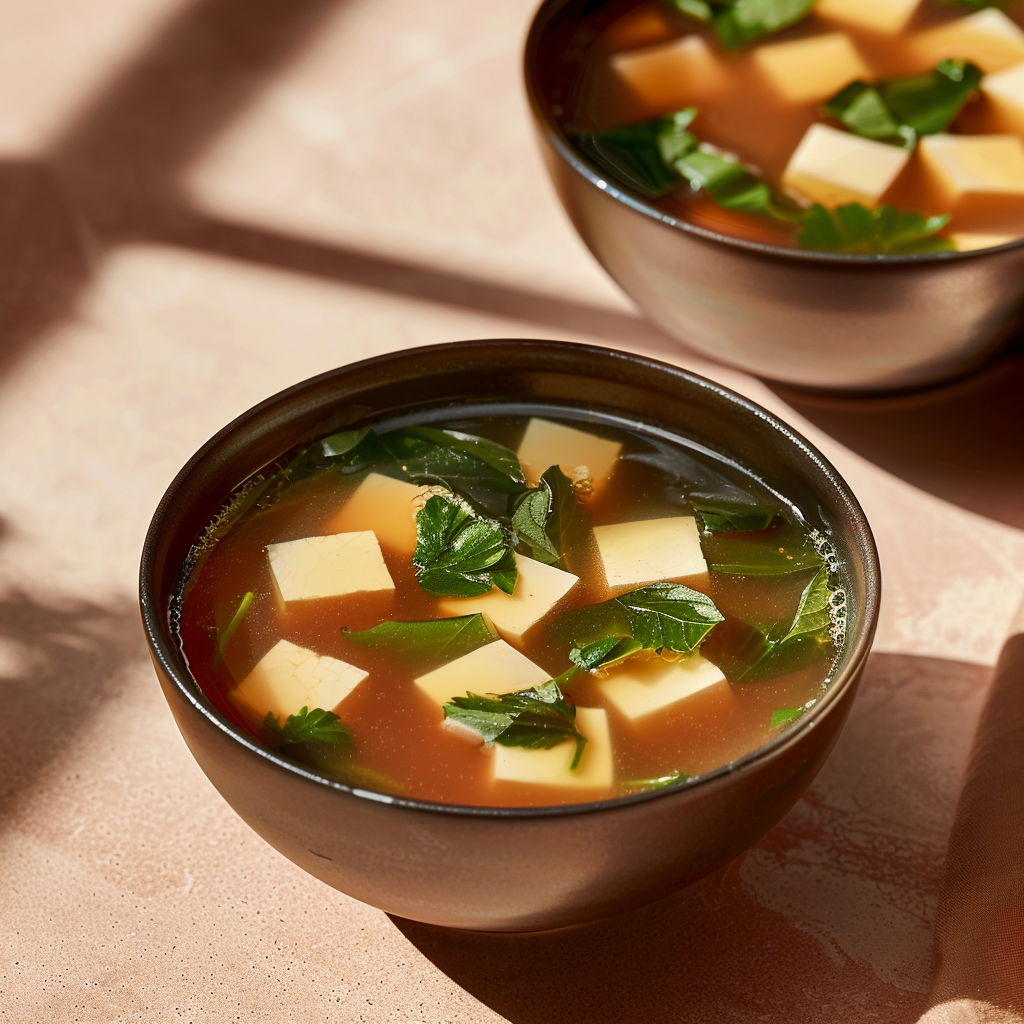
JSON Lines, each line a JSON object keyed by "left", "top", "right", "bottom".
{"left": 343, "top": 614, "right": 498, "bottom": 671}
{"left": 573, "top": 118, "right": 687, "bottom": 198}
{"left": 823, "top": 60, "right": 983, "bottom": 146}
{"left": 708, "top": 532, "right": 822, "bottom": 575}
{"left": 213, "top": 590, "right": 254, "bottom": 668}
{"left": 796, "top": 203, "right": 954, "bottom": 255}
{"left": 712, "top": 0, "right": 814, "bottom": 47}
{"left": 512, "top": 465, "right": 589, "bottom": 568}
{"left": 737, "top": 566, "right": 835, "bottom": 681}
{"left": 264, "top": 706, "right": 353, "bottom": 746}
{"left": 692, "top": 499, "right": 775, "bottom": 533}
{"left": 570, "top": 635, "right": 645, "bottom": 671}
{"left": 939, "top": 0, "right": 1008, "bottom": 7}
{"left": 771, "top": 707, "right": 804, "bottom": 728}
{"left": 613, "top": 583, "right": 724, "bottom": 654}
{"left": 663, "top": 0, "right": 714, "bottom": 20}
{"left": 444, "top": 680, "right": 588, "bottom": 769}
{"left": 672, "top": 146, "right": 781, "bottom": 217}
{"left": 622, "top": 770, "right": 692, "bottom": 791}
{"left": 413, "top": 494, "right": 518, "bottom": 598}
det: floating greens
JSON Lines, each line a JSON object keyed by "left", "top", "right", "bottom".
{"left": 613, "top": 583, "right": 725, "bottom": 654}
{"left": 661, "top": 0, "right": 814, "bottom": 47}
{"left": 413, "top": 493, "right": 518, "bottom": 598}
{"left": 214, "top": 590, "right": 254, "bottom": 668}
{"left": 444, "top": 679, "right": 588, "bottom": 769}
{"left": 709, "top": 531, "right": 822, "bottom": 575}
{"left": 512, "top": 465, "right": 589, "bottom": 569}
{"left": 569, "top": 635, "right": 645, "bottom": 672}
{"left": 343, "top": 614, "right": 498, "bottom": 671}
{"left": 264, "top": 706, "right": 353, "bottom": 746}
{"left": 771, "top": 707, "right": 805, "bottom": 728}
{"left": 693, "top": 499, "right": 775, "bottom": 534}
{"left": 795, "top": 203, "right": 954, "bottom": 255}
{"left": 823, "top": 60, "right": 983, "bottom": 149}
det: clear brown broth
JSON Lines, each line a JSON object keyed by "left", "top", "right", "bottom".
{"left": 540, "top": 0, "right": 1024, "bottom": 247}
{"left": 177, "top": 409, "right": 838, "bottom": 808}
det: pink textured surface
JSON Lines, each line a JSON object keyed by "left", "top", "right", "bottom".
{"left": 0, "top": 0, "right": 1022, "bottom": 1020}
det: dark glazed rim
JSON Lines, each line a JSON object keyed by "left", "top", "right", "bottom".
{"left": 523, "top": 0, "right": 1024, "bottom": 266}
{"left": 140, "top": 339, "right": 881, "bottom": 820}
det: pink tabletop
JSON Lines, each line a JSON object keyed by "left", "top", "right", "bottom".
{"left": 1, "top": 0, "right": 1021, "bottom": 1020}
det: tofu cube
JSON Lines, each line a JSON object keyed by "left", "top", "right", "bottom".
{"left": 982, "top": 61, "right": 1024, "bottom": 137}
{"left": 517, "top": 418, "right": 621, "bottom": 493}
{"left": 610, "top": 34, "right": 729, "bottom": 117}
{"left": 494, "top": 707, "right": 613, "bottom": 789}
{"left": 414, "top": 639, "right": 550, "bottom": 707}
{"left": 599, "top": 652, "right": 726, "bottom": 720}
{"left": 815, "top": 0, "right": 921, "bottom": 35}
{"left": 594, "top": 516, "right": 706, "bottom": 590}
{"left": 909, "top": 10, "right": 1024, "bottom": 74}
{"left": 918, "top": 133, "right": 1024, "bottom": 219}
{"left": 950, "top": 231, "right": 1021, "bottom": 251}
{"left": 267, "top": 532, "right": 394, "bottom": 602}
{"left": 324, "top": 473, "right": 428, "bottom": 555}
{"left": 782, "top": 123, "right": 911, "bottom": 208}
{"left": 438, "top": 554, "right": 579, "bottom": 642}
{"left": 752, "top": 32, "right": 871, "bottom": 104}
{"left": 236, "top": 638, "right": 367, "bottom": 721}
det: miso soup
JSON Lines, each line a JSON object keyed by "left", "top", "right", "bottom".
{"left": 176, "top": 407, "right": 847, "bottom": 808}
{"left": 539, "top": 0, "right": 1024, "bottom": 253}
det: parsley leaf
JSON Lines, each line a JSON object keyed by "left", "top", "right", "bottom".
{"left": 444, "top": 680, "right": 588, "bottom": 769}
{"left": 737, "top": 566, "right": 835, "bottom": 681}
{"left": 413, "top": 494, "right": 518, "bottom": 598}
{"left": 264, "top": 706, "right": 353, "bottom": 746}
{"left": 796, "top": 203, "right": 953, "bottom": 255}
{"left": 824, "top": 60, "right": 983, "bottom": 147}
{"left": 662, "top": 0, "right": 814, "bottom": 47}
{"left": 512, "top": 465, "right": 589, "bottom": 569}
{"left": 213, "top": 590, "right": 254, "bottom": 668}
{"left": 570, "top": 635, "right": 645, "bottom": 671}
{"left": 771, "top": 707, "right": 805, "bottom": 728}
{"left": 343, "top": 614, "right": 498, "bottom": 671}
{"left": 613, "top": 583, "right": 724, "bottom": 654}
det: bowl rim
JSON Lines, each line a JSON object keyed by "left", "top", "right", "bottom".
{"left": 139, "top": 339, "right": 881, "bottom": 820}
{"left": 523, "top": 0, "right": 1024, "bottom": 266}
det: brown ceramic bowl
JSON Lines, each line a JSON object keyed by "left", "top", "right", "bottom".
{"left": 139, "top": 339, "right": 879, "bottom": 931}
{"left": 524, "top": 0, "right": 1024, "bottom": 392}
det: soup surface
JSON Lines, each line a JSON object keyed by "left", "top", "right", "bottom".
{"left": 540, "top": 0, "right": 1024, "bottom": 252}
{"left": 176, "top": 406, "right": 846, "bottom": 808}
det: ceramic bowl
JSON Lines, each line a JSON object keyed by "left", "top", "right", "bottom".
{"left": 524, "top": 0, "right": 1024, "bottom": 392}
{"left": 139, "top": 339, "right": 879, "bottom": 931}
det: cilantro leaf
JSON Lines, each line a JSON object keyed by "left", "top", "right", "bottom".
{"left": 264, "top": 706, "right": 353, "bottom": 746}
{"left": 613, "top": 583, "right": 724, "bottom": 654}
{"left": 343, "top": 614, "right": 498, "bottom": 671}
{"left": 570, "top": 635, "right": 645, "bottom": 671}
{"left": 413, "top": 494, "right": 518, "bottom": 598}
{"left": 512, "top": 465, "right": 589, "bottom": 568}
{"left": 737, "top": 566, "right": 835, "bottom": 681}
{"left": 444, "top": 680, "right": 588, "bottom": 769}
{"left": 824, "top": 60, "right": 983, "bottom": 147}
{"left": 213, "top": 590, "right": 254, "bottom": 668}
{"left": 771, "top": 707, "right": 805, "bottom": 728}
{"left": 796, "top": 203, "right": 954, "bottom": 255}
{"left": 692, "top": 498, "right": 775, "bottom": 533}
{"left": 661, "top": 0, "right": 813, "bottom": 46}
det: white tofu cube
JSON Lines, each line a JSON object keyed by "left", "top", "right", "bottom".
{"left": 782, "top": 123, "right": 910, "bottom": 208}
{"left": 414, "top": 639, "right": 550, "bottom": 707}
{"left": 236, "top": 639, "right": 367, "bottom": 721}
{"left": 982, "top": 61, "right": 1024, "bottom": 137}
{"left": 815, "top": 0, "right": 921, "bottom": 35}
{"left": 324, "top": 473, "right": 428, "bottom": 555}
{"left": 437, "top": 554, "right": 579, "bottom": 642}
{"left": 752, "top": 32, "right": 871, "bottom": 104}
{"left": 594, "top": 516, "right": 706, "bottom": 590}
{"left": 918, "top": 133, "right": 1024, "bottom": 216}
{"left": 909, "top": 10, "right": 1024, "bottom": 74}
{"left": 950, "top": 231, "right": 1021, "bottom": 251}
{"left": 610, "top": 34, "right": 729, "bottom": 116}
{"left": 599, "top": 652, "right": 726, "bottom": 720}
{"left": 267, "top": 532, "right": 394, "bottom": 602}
{"left": 494, "top": 707, "right": 613, "bottom": 789}
{"left": 517, "top": 418, "right": 621, "bottom": 493}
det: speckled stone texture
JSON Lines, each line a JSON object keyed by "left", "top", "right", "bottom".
{"left": 0, "top": 0, "right": 1022, "bottom": 1021}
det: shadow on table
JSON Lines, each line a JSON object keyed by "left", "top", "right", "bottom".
{"left": 769, "top": 346, "right": 1024, "bottom": 531}
{"left": 393, "top": 651, "right": 995, "bottom": 1024}
{"left": 0, "top": 583, "right": 146, "bottom": 825}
